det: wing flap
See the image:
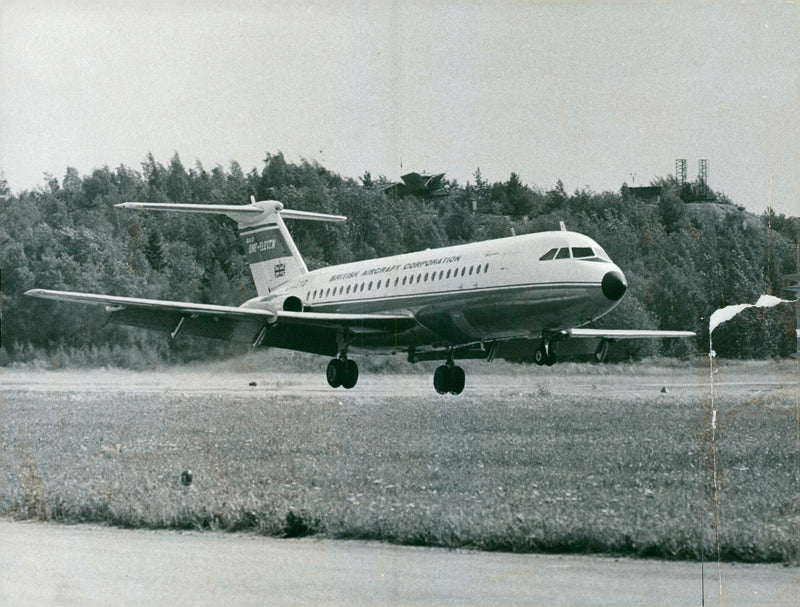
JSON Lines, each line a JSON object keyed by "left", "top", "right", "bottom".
{"left": 567, "top": 328, "right": 696, "bottom": 339}
{"left": 108, "top": 307, "right": 262, "bottom": 342}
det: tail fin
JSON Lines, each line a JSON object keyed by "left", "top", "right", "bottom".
{"left": 117, "top": 197, "right": 346, "bottom": 296}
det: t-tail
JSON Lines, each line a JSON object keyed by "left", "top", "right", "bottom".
{"left": 116, "top": 197, "right": 346, "bottom": 296}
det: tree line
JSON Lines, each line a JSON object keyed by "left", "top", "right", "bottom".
{"left": 1, "top": 152, "right": 797, "bottom": 365}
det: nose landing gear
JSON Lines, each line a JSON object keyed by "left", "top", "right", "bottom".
{"left": 534, "top": 330, "right": 562, "bottom": 366}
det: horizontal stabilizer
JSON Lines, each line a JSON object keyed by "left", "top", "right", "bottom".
{"left": 115, "top": 199, "right": 346, "bottom": 296}
{"left": 567, "top": 328, "right": 696, "bottom": 339}
{"left": 116, "top": 202, "right": 263, "bottom": 214}
{"left": 279, "top": 209, "right": 347, "bottom": 222}
{"left": 117, "top": 199, "right": 346, "bottom": 224}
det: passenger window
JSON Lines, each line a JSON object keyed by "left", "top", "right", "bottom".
{"left": 306, "top": 291, "right": 310, "bottom": 300}
{"left": 394, "top": 277, "right": 399, "bottom": 286}
{"left": 461, "top": 267, "right": 466, "bottom": 276}
{"left": 368, "top": 281, "right": 373, "bottom": 290}
{"left": 360, "top": 283, "right": 365, "bottom": 292}
{"left": 572, "top": 247, "right": 594, "bottom": 258}
{"left": 402, "top": 276, "right": 407, "bottom": 285}
{"left": 539, "top": 248, "right": 558, "bottom": 261}
{"left": 555, "top": 248, "right": 571, "bottom": 259}
{"left": 484, "top": 263, "right": 489, "bottom": 272}
{"left": 424, "top": 273, "right": 428, "bottom": 282}
{"left": 476, "top": 265, "right": 481, "bottom": 274}
{"left": 417, "top": 274, "right": 421, "bottom": 283}
{"left": 346, "top": 285, "right": 351, "bottom": 294}
{"left": 325, "top": 288, "right": 330, "bottom": 297}
{"left": 376, "top": 280, "right": 381, "bottom": 289}
{"left": 438, "top": 270, "right": 443, "bottom": 279}
{"left": 446, "top": 269, "right": 451, "bottom": 278}
{"left": 469, "top": 266, "right": 473, "bottom": 275}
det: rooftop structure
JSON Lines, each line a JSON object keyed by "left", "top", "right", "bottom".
{"left": 377, "top": 172, "right": 447, "bottom": 199}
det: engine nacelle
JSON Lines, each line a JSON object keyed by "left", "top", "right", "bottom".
{"left": 281, "top": 295, "right": 303, "bottom": 312}
{"left": 257, "top": 293, "right": 304, "bottom": 313}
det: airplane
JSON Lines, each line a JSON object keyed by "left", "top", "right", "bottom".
{"left": 26, "top": 197, "right": 695, "bottom": 394}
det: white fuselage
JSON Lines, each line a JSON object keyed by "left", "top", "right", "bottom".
{"left": 243, "top": 230, "right": 627, "bottom": 350}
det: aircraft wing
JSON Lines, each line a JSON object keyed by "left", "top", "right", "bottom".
{"left": 24, "top": 289, "right": 417, "bottom": 356}
{"left": 566, "top": 328, "right": 695, "bottom": 339}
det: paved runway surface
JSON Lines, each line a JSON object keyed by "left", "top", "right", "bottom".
{"left": 1, "top": 520, "right": 797, "bottom": 606}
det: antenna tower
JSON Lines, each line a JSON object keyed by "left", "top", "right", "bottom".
{"left": 675, "top": 159, "right": 687, "bottom": 187}
{"left": 698, "top": 159, "right": 709, "bottom": 198}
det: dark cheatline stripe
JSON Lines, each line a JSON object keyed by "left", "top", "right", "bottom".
{"left": 306, "top": 281, "right": 600, "bottom": 313}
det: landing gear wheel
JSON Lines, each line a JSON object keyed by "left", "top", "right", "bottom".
{"left": 534, "top": 347, "right": 547, "bottom": 366}
{"left": 341, "top": 359, "right": 359, "bottom": 389}
{"left": 326, "top": 359, "right": 344, "bottom": 388}
{"left": 433, "top": 364, "right": 466, "bottom": 395}
{"left": 449, "top": 365, "right": 465, "bottom": 395}
{"left": 545, "top": 350, "right": 557, "bottom": 366}
{"left": 433, "top": 365, "right": 451, "bottom": 395}
{"left": 594, "top": 339, "right": 609, "bottom": 363}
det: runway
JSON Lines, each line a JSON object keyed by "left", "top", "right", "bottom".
{"left": 1, "top": 363, "right": 795, "bottom": 399}
{"left": 1, "top": 519, "right": 797, "bottom": 606}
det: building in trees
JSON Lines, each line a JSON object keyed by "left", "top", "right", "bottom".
{"left": 377, "top": 172, "right": 447, "bottom": 199}
{"left": 627, "top": 186, "right": 662, "bottom": 204}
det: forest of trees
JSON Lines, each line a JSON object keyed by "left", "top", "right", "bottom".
{"left": 0, "top": 151, "right": 797, "bottom": 366}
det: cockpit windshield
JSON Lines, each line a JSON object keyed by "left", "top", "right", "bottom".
{"left": 594, "top": 247, "right": 610, "bottom": 261}
{"left": 539, "top": 246, "right": 612, "bottom": 262}
{"left": 571, "top": 247, "right": 594, "bottom": 258}
{"left": 539, "top": 248, "right": 558, "bottom": 261}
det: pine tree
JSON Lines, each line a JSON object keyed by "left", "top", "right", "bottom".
{"left": 145, "top": 229, "right": 166, "bottom": 271}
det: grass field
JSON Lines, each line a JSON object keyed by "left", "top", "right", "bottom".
{"left": 1, "top": 359, "right": 798, "bottom": 563}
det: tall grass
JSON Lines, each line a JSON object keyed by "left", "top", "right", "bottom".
{"left": 1, "top": 379, "right": 797, "bottom": 562}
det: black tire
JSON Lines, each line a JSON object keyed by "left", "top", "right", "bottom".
{"left": 326, "top": 359, "right": 344, "bottom": 388}
{"left": 534, "top": 347, "right": 546, "bottom": 366}
{"left": 449, "top": 365, "right": 465, "bottom": 395}
{"left": 341, "top": 359, "right": 359, "bottom": 389}
{"left": 545, "top": 350, "right": 557, "bottom": 366}
{"left": 433, "top": 365, "right": 451, "bottom": 395}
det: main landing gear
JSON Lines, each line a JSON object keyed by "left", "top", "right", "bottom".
{"left": 326, "top": 356, "right": 359, "bottom": 389}
{"left": 433, "top": 359, "right": 465, "bottom": 395}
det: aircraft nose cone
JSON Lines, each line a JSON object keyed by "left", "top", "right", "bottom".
{"left": 602, "top": 271, "right": 627, "bottom": 301}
